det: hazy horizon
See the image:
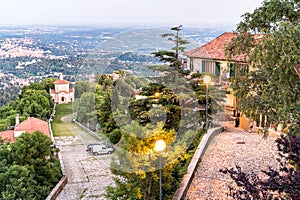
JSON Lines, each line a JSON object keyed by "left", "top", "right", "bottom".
{"left": 0, "top": 0, "right": 264, "bottom": 26}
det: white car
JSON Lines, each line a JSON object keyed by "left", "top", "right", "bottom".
{"left": 87, "top": 143, "right": 114, "bottom": 155}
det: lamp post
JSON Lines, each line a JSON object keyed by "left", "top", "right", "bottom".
{"left": 203, "top": 75, "right": 211, "bottom": 131}
{"left": 155, "top": 139, "right": 166, "bottom": 200}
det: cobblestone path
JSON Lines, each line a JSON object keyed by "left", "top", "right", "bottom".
{"left": 55, "top": 124, "right": 114, "bottom": 200}
{"left": 186, "top": 128, "right": 280, "bottom": 199}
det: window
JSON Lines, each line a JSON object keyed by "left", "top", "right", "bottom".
{"left": 230, "top": 63, "right": 236, "bottom": 77}
{"left": 202, "top": 61, "right": 215, "bottom": 74}
{"left": 215, "top": 62, "right": 221, "bottom": 77}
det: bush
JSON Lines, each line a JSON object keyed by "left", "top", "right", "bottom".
{"left": 109, "top": 129, "right": 122, "bottom": 144}
{"left": 191, "top": 72, "right": 201, "bottom": 78}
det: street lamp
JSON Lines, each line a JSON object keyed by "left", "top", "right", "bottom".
{"left": 155, "top": 139, "right": 166, "bottom": 200}
{"left": 154, "top": 92, "right": 161, "bottom": 99}
{"left": 203, "top": 75, "right": 212, "bottom": 131}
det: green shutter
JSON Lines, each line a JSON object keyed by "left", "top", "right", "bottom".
{"left": 215, "top": 62, "right": 221, "bottom": 77}
{"left": 230, "top": 63, "right": 236, "bottom": 77}
{"left": 245, "top": 65, "right": 249, "bottom": 75}
{"left": 202, "top": 61, "right": 205, "bottom": 73}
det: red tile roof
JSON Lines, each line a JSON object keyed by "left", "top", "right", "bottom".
{"left": 15, "top": 117, "right": 50, "bottom": 138}
{"left": 0, "top": 130, "right": 15, "bottom": 143}
{"left": 184, "top": 32, "right": 247, "bottom": 62}
{"left": 0, "top": 117, "right": 50, "bottom": 143}
{"left": 54, "top": 80, "right": 70, "bottom": 84}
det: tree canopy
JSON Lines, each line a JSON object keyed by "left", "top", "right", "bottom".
{"left": 0, "top": 80, "right": 54, "bottom": 131}
{"left": 226, "top": 0, "right": 300, "bottom": 133}
{"left": 0, "top": 131, "right": 61, "bottom": 199}
{"left": 222, "top": 0, "right": 300, "bottom": 199}
{"left": 152, "top": 25, "right": 189, "bottom": 78}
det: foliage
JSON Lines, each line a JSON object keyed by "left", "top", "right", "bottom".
{"left": 0, "top": 131, "right": 61, "bottom": 199}
{"left": 76, "top": 92, "right": 98, "bottom": 131}
{"left": 0, "top": 80, "right": 54, "bottom": 131}
{"left": 222, "top": 0, "right": 300, "bottom": 199}
{"left": 75, "top": 80, "right": 93, "bottom": 98}
{"left": 17, "top": 89, "right": 53, "bottom": 120}
{"left": 226, "top": 0, "right": 300, "bottom": 129}
{"left": 43, "top": 78, "right": 58, "bottom": 92}
{"left": 106, "top": 122, "right": 197, "bottom": 200}
{"left": 109, "top": 129, "right": 122, "bottom": 144}
{"left": 152, "top": 25, "right": 189, "bottom": 73}
{"left": 129, "top": 82, "right": 181, "bottom": 130}
{"left": 105, "top": 70, "right": 213, "bottom": 199}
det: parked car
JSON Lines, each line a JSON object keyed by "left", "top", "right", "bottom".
{"left": 86, "top": 142, "right": 103, "bottom": 151}
{"left": 87, "top": 143, "right": 114, "bottom": 155}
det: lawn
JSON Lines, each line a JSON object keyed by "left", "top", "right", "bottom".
{"left": 51, "top": 103, "right": 76, "bottom": 137}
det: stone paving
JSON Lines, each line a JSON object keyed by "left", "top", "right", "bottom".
{"left": 186, "top": 128, "right": 280, "bottom": 199}
{"left": 55, "top": 125, "right": 114, "bottom": 200}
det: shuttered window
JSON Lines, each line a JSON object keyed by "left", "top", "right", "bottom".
{"left": 215, "top": 62, "right": 221, "bottom": 77}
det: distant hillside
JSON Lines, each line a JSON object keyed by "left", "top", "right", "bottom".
{"left": 81, "top": 26, "right": 228, "bottom": 75}
{"left": 0, "top": 25, "right": 229, "bottom": 77}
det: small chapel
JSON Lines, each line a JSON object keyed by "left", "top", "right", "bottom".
{"left": 50, "top": 74, "right": 75, "bottom": 104}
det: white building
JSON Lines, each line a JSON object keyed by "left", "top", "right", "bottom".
{"left": 50, "top": 77, "right": 75, "bottom": 104}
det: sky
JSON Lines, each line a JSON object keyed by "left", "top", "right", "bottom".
{"left": 0, "top": 0, "right": 264, "bottom": 26}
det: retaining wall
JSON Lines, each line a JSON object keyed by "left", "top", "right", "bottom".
{"left": 45, "top": 104, "right": 68, "bottom": 200}
{"left": 173, "top": 127, "right": 224, "bottom": 200}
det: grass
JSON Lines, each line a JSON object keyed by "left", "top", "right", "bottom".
{"left": 51, "top": 103, "right": 76, "bottom": 137}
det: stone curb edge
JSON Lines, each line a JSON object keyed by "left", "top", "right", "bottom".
{"left": 172, "top": 126, "right": 224, "bottom": 200}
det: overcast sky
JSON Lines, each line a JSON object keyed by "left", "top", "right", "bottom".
{"left": 0, "top": 0, "right": 264, "bottom": 26}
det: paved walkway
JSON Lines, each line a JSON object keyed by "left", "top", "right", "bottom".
{"left": 55, "top": 119, "right": 114, "bottom": 200}
{"left": 186, "top": 128, "right": 280, "bottom": 199}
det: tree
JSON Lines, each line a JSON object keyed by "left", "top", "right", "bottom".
{"left": 76, "top": 91, "right": 98, "bottom": 131}
{"left": 106, "top": 122, "right": 191, "bottom": 200}
{"left": 221, "top": 0, "right": 300, "bottom": 198}
{"left": 106, "top": 71, "right": 207, "bottom": 199}
{"left": 17, "top": 89, "right": 53, "bottom": 120}
{"left": 152, "top": 25, "right": 189, "bottom": 82}
{"left": 225, "top": 0, "right": 300, "bottom": 131}
{"left": 0, "top": 131, "right": 61, "bottom": 199}
{"left": 0, "top": 81, "right": 54, "bottom": 130}
{"left": 43, "top": 78, "right": 58, "bottom": 93}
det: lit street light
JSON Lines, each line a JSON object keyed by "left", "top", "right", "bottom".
{"left": 203, "top": 75, "right": 212, "bottom": 131}
{"left": 155, "top": 139, "right": 166, "bottom": 200}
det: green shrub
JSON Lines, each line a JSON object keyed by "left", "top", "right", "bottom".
{"left": 109, "top": 129, "right": 122, "bottom": 144}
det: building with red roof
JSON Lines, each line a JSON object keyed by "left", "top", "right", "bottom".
{"left": 183, "top": 32, "right": 263, "bottom": 130}
{"left": 0, "top": 116, "right": 50, "bottom": 143}
{"left": 183, "top": 32, "right": 252, "bottom": 82}
{"left": 50, "top": 74, "right": 74, "bottom": 104}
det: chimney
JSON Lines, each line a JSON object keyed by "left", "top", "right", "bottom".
{"left": 15, "top": 114, "right": 20, "bottom": 127}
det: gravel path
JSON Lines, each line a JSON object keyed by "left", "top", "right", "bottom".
{"left": 55, "top": 123, "right": 114, "bottom": 200}
{"left": 186, "top": 128, "right": 280, "bottom": 199}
